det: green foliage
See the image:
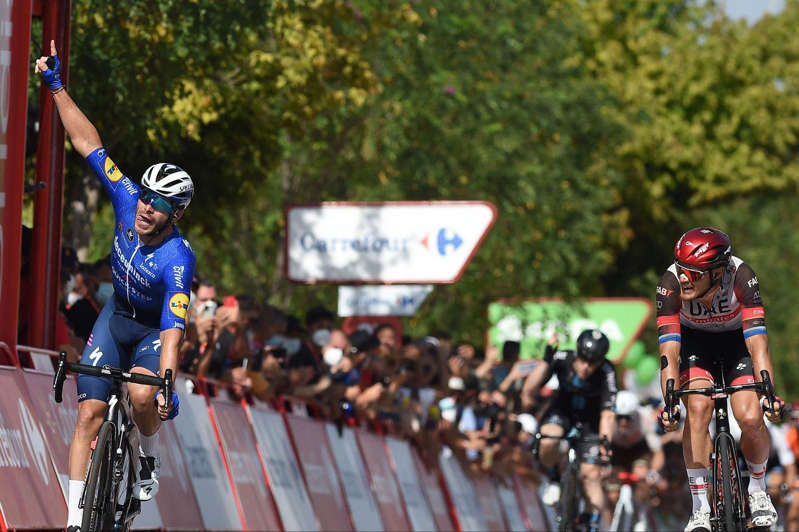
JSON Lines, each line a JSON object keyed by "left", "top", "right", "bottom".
{"left": 41, "top": 0, "right": 799, "bottom": 390}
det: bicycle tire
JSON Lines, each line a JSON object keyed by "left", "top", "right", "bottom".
{"left": 717, "top": 433, "right": 745, "bottom": 532}
{"left": 559, "top": 462, "right": 580, "bottom": 532}
{"left": 82, "top": 422, "right": 115, "bottom": 532}
{"left": 115, "top": 431, "right": 140, "bottom": 531}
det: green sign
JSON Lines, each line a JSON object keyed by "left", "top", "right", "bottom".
{"left": 487, "top": 298, "right": 653, "bottom": 364}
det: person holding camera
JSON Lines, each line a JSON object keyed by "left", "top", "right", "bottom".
{"left": 36, "top": 41, "right": 193, "bottom": 529}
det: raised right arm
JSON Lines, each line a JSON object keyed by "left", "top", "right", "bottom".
{"left": 35, "top": 40, "right": 102, "bottom": 158}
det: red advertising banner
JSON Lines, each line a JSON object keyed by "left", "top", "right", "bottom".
{"left": 512, "top": 473, "right": 550, "bottom": 532}
{"left": 355, "top": 429, "right": 410, "bottom": 531}
{"left": 473, "top": 475, "right": 507, "bottom": 532}
{"left": 285, "top": 415, "right": 353, "bottom": 531}
{"left": 0, "top": 0, "right": 33, "bottom": 365}
{"left": 154, "top": 420, "right": 205, "bottom": 530}
{"left": 0, "top": 368, "right": 65, "bottom": 528}
{"left": 411, "top": 449, "right": 456, "bottom": 532}
{"left": 210, "top": 394, "right": 282, "bottom": 531}
{"left": 21, "top": 369, "right": 78, "bottom": 498}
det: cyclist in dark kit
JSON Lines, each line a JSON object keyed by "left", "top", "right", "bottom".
{"left": 522, "top": 329, "right": 618, "bottom": 532}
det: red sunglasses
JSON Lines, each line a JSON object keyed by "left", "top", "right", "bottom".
{"left": 675, "top": 263, "right": 707, "bottom": 282}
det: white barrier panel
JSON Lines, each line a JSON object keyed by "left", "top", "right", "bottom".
{"left": 512, "top": 473, "right": 550, "bottom": 532}
{"left": 326, "top": 425, "right": 384, "bottom": 532}
{"left": 473, "top": 475, "right": 507, "bottom": 531}
{"left": 385, "top": 437, "right": 437, "bottom": 532}
{"left": 248, "top": 402, "right": 319, "bottom": 531}
{"left": 496, "top": 481, "right": 527, "bottom": 532}
{"left": 171, "top": 378, "right": 242, "bottom": 530}
{"left": 438, "top": 447, "right": 488, "bottom": 532}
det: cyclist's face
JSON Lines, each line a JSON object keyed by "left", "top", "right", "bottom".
{"left": 573, "top": 356, "right": 602, "bottom": 379}
{"left": 135, "top": 198, "right": 180, "bottom": 236}
{"left": 677, "top": 266, "right": 712, "bottom": 300}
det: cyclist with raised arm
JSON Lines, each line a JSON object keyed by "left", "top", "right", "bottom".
{"left": 657, "top": 227, "right": 783, "bottom": 531}
{"left": 36, "top": 41, "right": 194, "bottom": 531}
{"left": 522, "top": 329, "right": 617, "bottom": 532}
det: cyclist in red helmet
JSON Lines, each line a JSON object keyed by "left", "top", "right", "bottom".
{"left": 657, "top": 227, "right": 784, "bottom": 531}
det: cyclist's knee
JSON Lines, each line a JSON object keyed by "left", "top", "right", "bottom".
{"left": 684, "top": 395, "right": 713, "bottom": 426}
{"left": 76, "top": 399, "right": 106, "bottom": 434}
{"left": 734, "top": 406, "right": 765, "bottom": 432}
{"left": 128, "top": 384, "right": 157, "bottom": 414}
{"left": 580, "top": 463, "right": 601, "bottom": 482}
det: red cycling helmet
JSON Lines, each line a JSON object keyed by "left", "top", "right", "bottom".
{"left": 674, "top": 227, "right": 731, "bottom": 280}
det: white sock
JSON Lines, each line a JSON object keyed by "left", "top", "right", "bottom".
{"left": 139, "top": 430, "right": 160, "bottom": 458}
{"left": 687, "top": 467, "right": 711, "bottom": 514}
{"left": 67, "top": 479, "right": 84, "bottom": 527}
{"left": 747, "top": 459, "right": 768, "bottom": 494}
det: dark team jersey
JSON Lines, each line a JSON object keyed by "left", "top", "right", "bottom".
{"left": 656, "top": 256, "right": 766, "bottom": 344}
{"left": 85, "top": 148, "right": 195, "bottom": 331}
{"left": 542, "top": 349, "right": 618, "bottom": 417}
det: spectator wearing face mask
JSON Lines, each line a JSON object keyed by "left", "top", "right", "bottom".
{"left": 92, "top": 256, "right": 114, "bottom": 307}
{"left": 301, "top": 305, "right": 336, "bottom": 375}
{"left": 62, "top": 264, "right": 100, "bottom": 342}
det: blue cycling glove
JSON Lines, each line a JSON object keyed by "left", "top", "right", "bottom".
{"left": 41, "top": 54, "right": 63, "bottom": 91}
{"left": 156, "top": 390, "right": 180, "bottom": 420}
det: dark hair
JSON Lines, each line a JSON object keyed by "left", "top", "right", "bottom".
{"left": 305, "top": 305, "right": 335, "bottom": 327}
{"left": 349, "top": 330, "right": 379, "bottom": 354}
{"left": 502, "top": 341, "right": 521, "bottom": 363}
{"left": 374, "top": 323, "right": 396, "bottom": 337}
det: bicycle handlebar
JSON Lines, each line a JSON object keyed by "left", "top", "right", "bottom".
{"left": 664, "top": 369, "right": 777, "bottom": 423}
{"left": 52, "top": 351, "right": 172, "bottom": 404}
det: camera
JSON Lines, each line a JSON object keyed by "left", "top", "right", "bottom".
{"left": 200, "top": 300, "right": 218, "bottom": 319}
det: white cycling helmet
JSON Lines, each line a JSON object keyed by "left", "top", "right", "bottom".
{"left": 141, "top": 163, "right": 194, "bottom": 209}
{"left": 615, "top": 390, "right": 640, "bottom": 417}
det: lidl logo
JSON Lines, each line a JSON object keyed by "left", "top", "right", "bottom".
{"left": 105, "top": 156, "right": 122, "bottom": 182}
{"left": 169, "top": 293, "right": 189, "bottom": 319}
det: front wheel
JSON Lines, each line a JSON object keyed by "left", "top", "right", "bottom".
{"left": 82, "top": 422, "right": 115, "bottom": 532}
{"left": 559, "top": 461, "right": 580, "bottom": 532}
{"left": 716, "top": 433, "right": 745, "bottom": 532}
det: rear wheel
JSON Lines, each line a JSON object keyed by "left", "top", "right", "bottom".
{"left": 716, "top": 434, "right": 745, "bottom": 532}
{"left": 82, "top": 422, "right": 115, "bottom": 532}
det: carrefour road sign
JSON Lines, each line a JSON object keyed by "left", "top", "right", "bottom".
{"left": 487, "top": 298, "right": 653, "bottom": 364}
{"left": 286, "top": 202, "right": 497, "bottom": 283}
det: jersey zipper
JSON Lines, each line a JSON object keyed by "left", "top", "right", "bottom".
{"left": 125, "top": 240, "right": 142, "bottom": 319}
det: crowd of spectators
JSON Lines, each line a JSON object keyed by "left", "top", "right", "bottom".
{"left": 40, "top": 260, "right": 799, "bottom": 526}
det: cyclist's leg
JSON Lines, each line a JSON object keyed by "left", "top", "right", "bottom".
{"left": 679, "top": 330, "right": 716, "bottom": 526}
{"left": 68, "top": 299, "right": 123, "bottom": 526}
{"left": 728, "top": 355, "right": 770, "bottom": 485}
{"left": 127, "top": 331, "right": 162, "bottom": 437}
{"left": 577, "top": 438, "right": 605, "bottom": 530}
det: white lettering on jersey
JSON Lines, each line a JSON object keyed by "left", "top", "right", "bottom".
{"left": 670, "top": 256, "right": 746, "bottom": 332}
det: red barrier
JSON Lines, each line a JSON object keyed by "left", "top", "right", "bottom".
{"left": 411, "top": 449, "right": 456, "bottom": 532}
{"left": 209, "top": 393, "right": 282, "bottom": 531}
{"left": 355, "top": 429, "right": 411, "bottom": 531}
{"left": 21, "top": 368, "right": 77, "bottom": 499}
{"left": 0, "top": 367, "right": 65, "bottom": 528}
{"left": 472, "top": 474, "right": 507, "bottom": 532}
{"left": 512, "top": 473, "right": 550, "bottom": 532}
{"left": 285, "top": 415, "right": 353, "bottom": 531}
{"left": 155, "top": 420, "right": 205, "bottom": 530}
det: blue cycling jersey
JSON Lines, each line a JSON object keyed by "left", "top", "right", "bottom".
{"left": 85, "top": 147, "right": 195, "bottom": 331}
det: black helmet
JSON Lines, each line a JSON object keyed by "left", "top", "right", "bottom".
{"left": 576, "top": 329, "right": 609, "bottom": 363}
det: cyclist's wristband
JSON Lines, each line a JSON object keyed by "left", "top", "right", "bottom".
{"left": 41, "top": 55, "right": 64, "bottom": 91}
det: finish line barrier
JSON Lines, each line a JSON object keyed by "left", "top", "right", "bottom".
{"left": 0, "top": 363, "right": 549, "bottom": 531}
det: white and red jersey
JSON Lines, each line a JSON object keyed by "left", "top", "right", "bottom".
{"left": 656, "top": 256, "right": 766, "bottom": 340}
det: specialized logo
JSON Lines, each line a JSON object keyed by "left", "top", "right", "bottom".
{"left": 89, "top": 347, "right": 103, "bottom": 367}
{"left": 169, "top": 293, "right": 190, "bottom": 319}
{"left": 127, "top": 228, "right": 135, "bottom": 242}
{"left": 18, "top": 399, "right": 50, "bottom": 485}
{"left": 105, "top": 156, "right": 123, "bottom": 182}
{"left": 736, "top": 362, "right": 746, "bottom": 370}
